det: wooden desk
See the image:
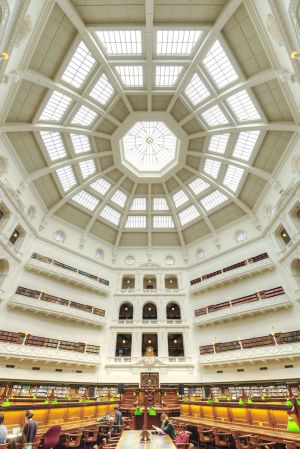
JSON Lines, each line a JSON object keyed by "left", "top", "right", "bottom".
{"left": 116, "top": 430, "right": 175, "bottom": 448}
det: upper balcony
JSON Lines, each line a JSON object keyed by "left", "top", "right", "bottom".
{"left": 114, "top": 288, "right": 184, "bottom": 296}
{"left": 199, "top": 330, "right": 300, "bottom": 366}
{"left": 194, "top": 287, "right": 291, "bottom": 327}
{"left": 0, "top": 330, "right": 101, "bottom": 367}
{"left": 277, "top": 231, "right": 300, "bottom": 261}
{"left": 110, "top": 318, "right": 189, "bottom": 328}
{"left": 25, "top": 253, "right": 110, "bottom": 295}
{"left": 9, "top": 287, "right": 106, "bottom": 327}
{"left": 105, "top": 355, "right": 194, "bottom": 370}
{"left": 190, "top": 253, "right": 274, "bottom": 294}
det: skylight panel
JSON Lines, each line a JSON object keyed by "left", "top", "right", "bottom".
{"left": 189, "top": 178, "right": 209, "bottom": 195}
{"left": 156, "top": 30, "right": 202, "bottom": 55}
{"left": 226, "top": 90, "right": 261, "bottom": 121}
{"left": 100, "top": 205, "right": 121, "bottom": 226}
{"left": 173, "top": 190, "right": 189, "bottom": 208}
{"left": 153, "top": 215, "right": 174, "bottom": 228}
{"left": 71, "top": 106, "right": 97, "bottom": 126}
{"left": 201, "top": 105, "right": 229, "bottom": 127}
{"left": 72, "top": 190, "right": 99, "bottom": 211}
{"left": 185, "top": 73, "right": 210, "bottom": 105}
{"left": 223, "top": 165, "right": 244, "bottom": 192}
{"left": 155, "top": 66, "right": 183, "bottom": 87}
{"left": 40, "top": 132, "right": 67, "bottom": 161}
{"left": 201, "top": 190, "right": 227, "bottom": 211}
{"left": 96, "top": 30, "right": 142, "bottom": 55}
{"left": 111, "top": 189, "right": 128, "bottom": 208}
{"left": 208, "top": 134, "right": 229, "bottom": 154}
{"left": 125, "top": 215, "right": 147, "bottom": 228}
{"left": 56, "top": 166, "right": 77, "bottom": 192}
{"left": 179, "top": 205, "right": 200, "bottom": 226}
{"left": 115, "top": 66, "right": 143, "bottom": 87}
{"left": 39, "top": 91, "right": 72, "bottom": 122}
{"left": 232, "top": 131, "right": 260, "bottom": 161}
{"left": 204, "top": 159, "right": 221, "bottom": 179}
{"left": 131, "top": 197, "right": 146, "bottom": 211}
{"left": 90, "top": 178, "right": 111, "bottom": 195}
{"left": 61, "top": 41, "right": 96, "bottom": 89}
{"left": 203, "top": 40, "right": 238, "bottom": 89}
{"left": 89, "top": 74, "right": 114, "bottom": 105}
{"left": 79, "top": 159, "right": 96, "bottom": 179}
{"left": 70, "top": 134, "right": 91, "bottom": 154}
{"left": 153, "top": 198, "right": 169, "bottom": 211}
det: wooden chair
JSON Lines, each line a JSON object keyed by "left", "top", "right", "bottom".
{"left": 82, "top": 425, "right": 99, "bottom": 449}
{"left": 213, "top": 429, "right": 232, "bottom": 449}
{"left": 197, "top": 426, "right": 214, "bottom": 448}
{"left": 249, "top": 435, "right": 276, "bottom": 449}
{"left": 61, "top": 430, "right": 83, "bottom": 449}
{"left": 283, "top": 441, "right": 298, "bottom": 449}
{"left": 232, "top": 431, "right": 252, "bottom": 449}
{"left": 40, "top": 425, "right": 61, "bottom": 449}
{"left": 0, "top": 444, "right": 8, "bottom": 449}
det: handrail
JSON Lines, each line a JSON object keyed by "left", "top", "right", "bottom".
{"left": 31, "top": 253, "right": 109, "bottom": 286}
{"left": 0, "top": 329, "right": 100, "bottom": 354}
{"left": 199, "top": 329, "right": 300, "bottom": 355}
{"left": 194, "top": 287, "right": 284, "bottom": 317}
{"left": 191, "top": 252, "right": 269, "bottom": 286}
{"left": 15, "top": 286, "right": 105, "bottom": 317}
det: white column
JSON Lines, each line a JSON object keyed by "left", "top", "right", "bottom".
{"left": 131, "top": 330, "right": 141, "bottom": 358}
{"left": 158, "top": 331, "right": 168, "bottom": 358}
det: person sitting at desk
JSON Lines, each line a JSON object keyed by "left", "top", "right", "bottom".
{"left": 22, "top": 410, "right": 37, "bottom": 448}
{"left": 0, "top": 414, "right": 7, "bottom": 444}
{"left": 153, "top": 413, "right": 176, "bottom": 441}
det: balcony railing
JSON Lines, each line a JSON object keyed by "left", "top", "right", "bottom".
{"left": 106, "top": 356, "right": 193, "bottom": 365}
{"left": 26, "top": 253, "right": 110, "bottom": 294}
{"left": 116, "top": 288, "right": 181, "bottom": 295}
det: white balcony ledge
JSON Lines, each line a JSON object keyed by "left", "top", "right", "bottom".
{"left": 9, "top": 294, "right": 106, "bottom": 327}
{"left": 191, "top": 258, "right": 274, "bottom": 294}
{"left": 277, "top": 232, "right": 300, "bottom": 261}
{"left": 198, "top": 342, "right": 300, "bottom": 366}
{"left": 115, "top": 288, "right": 183, "bottom": 296}
{"left": 110, "top": 319, "right": 189, "bottom": 328}
{"left": 194, "top": 295, "right": 291, "bottom": 327}
{"left": 106, "top": 356, "right": 194, "bottom": 370}
{"left": 0, "top": 342, "right": 101, "bottom": 367}
{"left": 25, "top": 258, "right": 110, "bottom": 295}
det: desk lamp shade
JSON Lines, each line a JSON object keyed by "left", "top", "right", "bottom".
{"left": 287, "top": 416, "right": 300, "bottom": 432}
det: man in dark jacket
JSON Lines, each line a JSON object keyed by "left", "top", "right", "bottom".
{"left": 23, "top": 410, "right": 38, "bottom": 447}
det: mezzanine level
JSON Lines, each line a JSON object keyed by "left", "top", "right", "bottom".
{"left": 0, "top": 330, "right": 101, "bottom": 367}
{"left": 114, "top": 288, "right": 183, "bottom": 295}
{"left": 199, "top": 330, "right": 300, "bottom": 366}
{"left": 190, "top": 253, "right": 274, "bottom": 294}
{"left": 194, "top": 287, "right": 291, "bottom": 326}
{"left": 25, "top": 253, "right": 110, "bottom": 295}
{"left": 9, "top": 286, "right": 106, "bottom": 327}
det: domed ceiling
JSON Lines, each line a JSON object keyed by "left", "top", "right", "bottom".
{"left": 2, "top": 0, "right": 297, "bottom": 251}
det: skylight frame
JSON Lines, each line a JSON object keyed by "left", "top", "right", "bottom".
{"left": 172, "top": 189, "right": 189, "bottom": 208}
{"left": 207, "top": 133, "right": 230, "bottom": 154}
{"left": 90, "top": 178, "right": 111, "bottom": 196}
{"left": 153, "top": 215, "right": 175, "bottom": 229}
{"left": 114, "top": 65, "right": 144, "bottom": 87}
{"left": 179, "top": 205, "right": 200, "bottom": 226}
{"left": 56, "top": 166, "right": 77, "bottom": 192}
{"left": 153, "top": 197, "right": 169, "bottom": 211}
{"left": 184, "top": 72, "right": 210, "bottom": 106}
{"left": 70, "top": 134, "right": 91, "bottom": 154}
{"left": 72, "top": 190, "right": 99, "bottom": 211}
{"left": 95, "top": 29, "right": 143, "bottom": 56}
{"left": 61, "top": 41, "right": 96, "bottom": 89}
{"left": 155, "top": 65, "right": 183, "bottom": 87}
{"left": 155, "top": 29, "right": 202, "bottom": 56}
{"left": 40, "top": 131, "right": 67, "bottom": 161}
{"left": 89, "top": 73, "right": 115, "bottom": 106}
{"left": 226, "top": 90, "right": 262, "bottom": 122}
{"left": 223, "top": 165, "right": 245, "bottom": 192}
{"left": 100, "top": 205, "right": 121, "bottom": 226}
{"left": 232, "top": 131, "right": 260, "bottom": 162}
{"left": 111, "top": 189, "right": 128, "bottom": 208}
{"left": 201, "top": 190, "right": 228, "bottom": 212}
{"left": 204, "top": 159, "right": 221, "bottom": 179}
{"left": 39, "top": 91, "right": 72, "bottom": 122}
{"left": 131, "top": 197, "right": 147, "bottom": 211}
{"left": 71, "top": 105, "right": 98, "bottom": 127}
{"left": 125, "top": 215, "right": 147, "bottom": 229}
{"left": 189, "top": 178, "right": 210, "bottom": 196}
{"left": 201, "top": 105, "right": 229, "bottom": 127}
{"left": 79, "top": 159, "right": 96, "bottom": 179}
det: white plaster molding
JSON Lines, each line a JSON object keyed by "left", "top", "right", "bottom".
{"left": 277, "top": 232, "right": 300, "bottom": 261}
{"left": 9, "top": 294, "right": 106, "bottom": 327}
{"left": 105, "top": 356, "right": 194, "bottom": 369}
{"left": 194, "top": 295, "right": 292, "bottom": 327}
{"left": 198, "top": 342, "right": 300, "bottom": 366}
{"left": 110, "top": 319, "right": 189, "bottom": 329}
{"left": 114, "top": 288, "right": 184, "bottom": 296}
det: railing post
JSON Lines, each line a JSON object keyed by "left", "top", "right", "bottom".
{"left": 205, "top": 305, "right": 209, "bottom": 314}
{"left": 256, "top": 290, "right": 261, "bottom": 300}
{"left": 212, "top": 343, "right": 216, "bottom": 354}
{"left": 238, "top": 337, "right": 243, "bottom": 350}
{"left": 39, "top": 291, "right": 43, "bottom": 300}
{"left": 228, "top": 298, "right": 232, "bottom": 308}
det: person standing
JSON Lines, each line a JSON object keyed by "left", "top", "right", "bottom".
{"left": 23, "top": 410, "right": 38, "bottom": 448}
{"left": 0, "top": 414, "right": 8, "bottom": 444}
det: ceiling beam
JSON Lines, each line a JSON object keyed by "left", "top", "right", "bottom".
{"left": 113, "top": 183, "right": 138, "bottom": 255}
{"left": 145, "top": 0, "right": 154, "bottom": 112}
{"left": 162, "top": 183, "right": 187, "bottom": 256}
{"left": 1, "top": 123, "right": 111, "bottom": 139}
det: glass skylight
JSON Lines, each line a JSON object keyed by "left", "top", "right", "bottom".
{"left": 90, "top": 178, "right": 111, "bottom": 195}
{"left": 100, "top": 205, "right": 121, "bottom": 226}
{"left": 79, "top": 159, "right": 96, "bottom": 178}
{"left": 173, "top": 190, "right": 189, "bottom": 208}
{"left": 40, "top": 131, "right": 67, "bottom": 161}
{"left": 153, "top": 215, "right": 174, "bottom": 228}
{"left": 203, "top": 40, "right": 238, "bottom": 89}
{"left": 153, "top": 198, "right": 169, "bottom": 210}
{"left": 123, "top": 121, "right": 177, "bottom": 172}
{"left": 72, "top": 190, "right": 99, "bottom": 211}
{"left": 189, "top": 178, "right": 209, "bottom": 195}
{"left": 226, "top": 90, "right": 261, "bottom": 121}
{"left": 223, "top": 165, "right": 244, "bottom": 192}
{"left": 89, "top": 74, "right": 114, "bottom": 105}
{"left": 115, "top": 65, "right": 143, "bottom": 87}
{"left": 125, "top": 215, "right": 147, "bottom": 228}
{"left": 39, "top": 91, "right": 72, "bottom": 122}
{"left": 201, "top": 105, "right": 229, "bottom": 127}
{"left": 204, "top": 159, "right": 221, "bottom": 179}
{"left": 70, "top": 134, "right": 91, "bottom": 154}
{"left": 61, "top": 41, "right": 96, "bottom": 89}
{"left": 156, "top": 30, "right": 201, "bottom": 55}
{"left": 232, "top": 131, "right": 260, "bottom": 161}
{"left": 71, "top": 106, "right": 97, "bottom": 126}
{"left": 131, "top": 197, "right": 146, "bottom": 211}
{"left": 179, "top": 205, "right": 200, "bottom": 225}
{"left": 155, "top": 66, "right": 183, "bottom": 87}
{"left": 208, "top": 134, "right": 229, "bottom": 154}
{"left": 96, "top": 30, "right": 142, "bottom": 55}
{"left": 201, "top": 190, "right": 227, "bottom": 211}
{"left": 185, "top": 73, "right": 210, "bottom": 105}
{"left": 56, "top": 166, "right": 77, "bottom": 192}
{"left": 111, "top": 189, "right": 128, "bottom": 208}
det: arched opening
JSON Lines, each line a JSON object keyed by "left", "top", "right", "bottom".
{"left": 289, "top": 201, "right": 300, "bottom": 231}
{"left": 0, "top": 202, "right": 10, "bottom": 231}
{"left": 119, "top": 302, "right": 133, "bottom": 320}
{"left": 166, "top": 302, "right": 181, "bottom": 320}
{"left": 143, "top": 302, "right": 157, "bottom": 320}
{"left": 0, "top": 259, "right": 9, "bottom": 288}
{"left": 274, "top": 224, "right": 291, "bottom": 249}
{"left": 9, "top": 225, "right": 25, "bottom": 249}
{"left": 291, "top": 259, "right": 300, "bottom": 287}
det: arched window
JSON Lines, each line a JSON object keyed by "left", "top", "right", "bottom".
{"left": 119, "top": 303, "right": 133, "bottom": 320}
{"left": 95, "top": 249, "right": 104, "bottom": 260}
{"left": 165, "top": 255, "right": 175, "bottom": 266}
{"left": 235, "top": 230, "right": 247, "bottom": 242}
{"left": 126, "top": 255, "right": 135, "bottom": 266}
{"left": 196, "top": 248, "right": 205, "bottom": 259}
{"left": 143, "top": 302, "right": 157, "bottom": 320}
{"left": 166, "top": 303, "right": 181, "bottom": 320}
{"left": 54, "top": 230, "right": 65, "bottom": 243}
